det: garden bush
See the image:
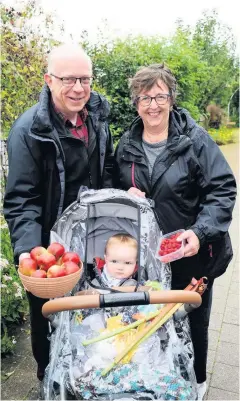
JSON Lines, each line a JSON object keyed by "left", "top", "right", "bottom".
{"left": 1, "top": 221, "right": 28, "bottom": 354}
{"left": 208, "top": 126, "right": 238, "bottom": 145}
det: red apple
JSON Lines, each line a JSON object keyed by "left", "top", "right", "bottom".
{"left": 62, "top": 261, "right": 79, "bottom": 276}
{"left": 30, "top": 246, "right": 47, "bottom": 262}
{"left": 47, "top": 264, "right": 67, "bottom": 278}
{"left": 19, "top": 252, "right": 31, "bottom": 266}
{"left": 19, "top": 258, "right": 38, "bottom": 276}
{"left": 31, "top": 270, "right": 47, "bottom": 278}
{"left": 56, "top": 257, "right": 63, "bottom": 265}
{"left": 47, "top": 242, "right": 65, "bottom": 260}
{"left": 62, "top": 252, "right": 81, "bottom": 265}
{"left": 37, "top": 252, "right": 56, "bottom": 271}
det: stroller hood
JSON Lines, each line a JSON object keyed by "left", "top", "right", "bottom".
{"left": 50, "top": 188, "right": 167, "bottom": 285}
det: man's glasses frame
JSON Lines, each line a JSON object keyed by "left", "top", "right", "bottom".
{"left": 136, "top": 93, "right": 171, "bottom": 107}
{"left": 50, "top": 74, "right": 93, "bottom": 87}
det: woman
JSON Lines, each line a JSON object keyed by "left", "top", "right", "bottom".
{"left": 114, "top": 64, "right": 236, "bottom": 400}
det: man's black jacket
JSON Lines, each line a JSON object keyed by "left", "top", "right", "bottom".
{"left": 114, "top": 108, "right": 237, "bottom": 282}
{"left": 4, "top": 85, "right": 114, "bottom": 262}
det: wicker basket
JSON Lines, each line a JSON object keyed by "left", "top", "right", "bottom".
{"left": 18, "top": 262, "right": 83, "bottom": 299}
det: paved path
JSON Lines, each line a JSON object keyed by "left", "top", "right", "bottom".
{"left": 1, "top": 143, "right": 239, "bottom": 401}
{"left": 205, "top": 143, "right": 239, "bottom": 400}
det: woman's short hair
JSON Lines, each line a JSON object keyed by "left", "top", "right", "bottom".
{"left": 105, "top": 234, "right": 137, "bottom": 254}
{"left": 129, "top": 63, "right": 177, "bottom": 105}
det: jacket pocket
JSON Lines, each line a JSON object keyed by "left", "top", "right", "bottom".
{"left": 199, "top": 232, "right": 233, "bottom": 279}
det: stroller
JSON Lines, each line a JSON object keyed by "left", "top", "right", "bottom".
{"left": 42, "top": 189, "right": 207, "bottom": 400}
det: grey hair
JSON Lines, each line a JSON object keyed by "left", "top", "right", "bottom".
{"left": 129, "top": 63, "right": 177, "bottom": 105}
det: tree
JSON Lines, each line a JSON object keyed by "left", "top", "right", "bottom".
{"left": 1, "top": 1, "right": 60, "bottom": 138}
{"left": 191, "top": 10, "right": 238, "bottom": 113}
{"left": 86, "top": 11, "right": 238, "bottom": 138}
{"left": 1, "top": 5, "right": 238, "bottom": 141}
{"left": 86, "top": 35, "right": 168, "bottom": 137}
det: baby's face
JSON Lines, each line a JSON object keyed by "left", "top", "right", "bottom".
{"left": 105, "top": 244, "right": 137, "bottom": 279}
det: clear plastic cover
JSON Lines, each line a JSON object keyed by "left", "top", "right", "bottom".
{"left": 43, "top": 189, "right": 197, "bottom": 400}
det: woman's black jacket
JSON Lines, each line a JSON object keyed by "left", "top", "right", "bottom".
{"left": 114, "top": 108, "right": 237, "bottom": 283}
{"left": 3, "top": 85, "right": 114, "bottom": 262}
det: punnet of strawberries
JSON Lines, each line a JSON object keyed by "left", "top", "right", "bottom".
{"left": 158, "top": 232, "right": 182, "bottom": 256}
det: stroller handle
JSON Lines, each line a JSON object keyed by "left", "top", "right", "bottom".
{"left": 42, "top": 290, "right": 202, "bottom": 318}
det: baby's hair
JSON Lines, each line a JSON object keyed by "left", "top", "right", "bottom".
{"left": 105, "top": 234, "right": 137, "bottom": 254}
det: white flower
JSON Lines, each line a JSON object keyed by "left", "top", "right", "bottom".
{"left": 3, "top": 274, "right": 13, "bottom": 281}
{"left": 13, "top": 282, "right": 21, "bottom": 289}
{"left": 15, "top": 288, "right": 23, "bottom": 299}
{"left": 0, "top": 258, "right": 9, "bottom": 270}
{"left": 1, "top": 284, "right": 7, "bottom": 288}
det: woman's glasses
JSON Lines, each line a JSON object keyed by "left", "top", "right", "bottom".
{"left": 136, "top": 94, "right": 171, "bottom": 107}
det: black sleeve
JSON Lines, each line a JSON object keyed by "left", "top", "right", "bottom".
{"left": 112, "top": 141, "right": 122, "bottom": 188}
{"left": 3, "top": 126, "right": 43, "bottom": 263}
{"left": 190, "top": 130, "right": 237, "bottom": 245}
{"left": 101, "top": 123, "right": 115, "bottom": 188}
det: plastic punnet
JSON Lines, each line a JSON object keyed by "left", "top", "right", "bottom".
{"left": 156, "top": 229, "right": 185, "bottom": 263}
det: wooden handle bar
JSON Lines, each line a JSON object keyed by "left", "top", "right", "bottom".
{"left": 42, "top": 290, "right": 202, "bottom": 318}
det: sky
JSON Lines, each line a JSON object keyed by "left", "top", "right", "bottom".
{"left": 3, "top": 0, "right": 240, "bottom": 49}
{"left": 41, "top": 0, "right": 239, "bottom": 43}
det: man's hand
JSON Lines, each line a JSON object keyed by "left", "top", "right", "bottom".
{"left": 128, "top": 187, "right": 146, "bottom": 198}
{"left": 177, "top": 229, "right": 200, "bottom": 257}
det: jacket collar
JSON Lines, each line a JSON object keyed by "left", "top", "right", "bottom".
{"left": 31, "top": 85, "right": 110, "bottom": 136}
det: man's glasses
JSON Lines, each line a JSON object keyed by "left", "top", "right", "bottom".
{"left": 136, "top": 94, "right": 171, "bottom": 107}
{"left": 50, "top": 74, "right": 93, "bottom": 87}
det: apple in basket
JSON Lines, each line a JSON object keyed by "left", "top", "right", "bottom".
{"left": 47, "top": 242, "right": 65, "bottom": 259}
{"left": 19, "top": 252, "right": 31, "bottom": 264}
{"left": 31, "top": 270, "right": 47, "bottom": 278}
{"left": 62, "top": 261, "right": 80, "bottom": 275}
{"left": 37, "top": 252, "right": 56, "bottom": 271}
{"left": 47, "top": 264, "right": 67, "bottom": 278}
{"left": 19, "top": 258, "right": 38, "bottom": 276}
{"left": 61, "top": 251, "right": 81, "bottom": 265}
{"left": 30, "top": 246, "right": 48, "bottom": 262}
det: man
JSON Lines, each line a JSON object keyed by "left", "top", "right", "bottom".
{"left": 3, "top": 44, "right": 114, "bottom": 380}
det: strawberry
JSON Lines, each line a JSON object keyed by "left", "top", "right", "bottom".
{"left": 158, "top": 232, "right": 182, "bottom": 256}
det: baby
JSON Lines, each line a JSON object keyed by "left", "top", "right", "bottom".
{"left": 93, "top": 234, "right": 138, "bottom": 288}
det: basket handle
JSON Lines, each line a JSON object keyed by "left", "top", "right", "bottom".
{"left": 42, "top": 290, "right": 202, "bottom": 318}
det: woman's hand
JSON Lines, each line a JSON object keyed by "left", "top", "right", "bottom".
{"left": 177, "top": 230, "right": 200, "bottom": 257}
{"left": 128, "top": 187, "right": 146, "bottom": 198}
